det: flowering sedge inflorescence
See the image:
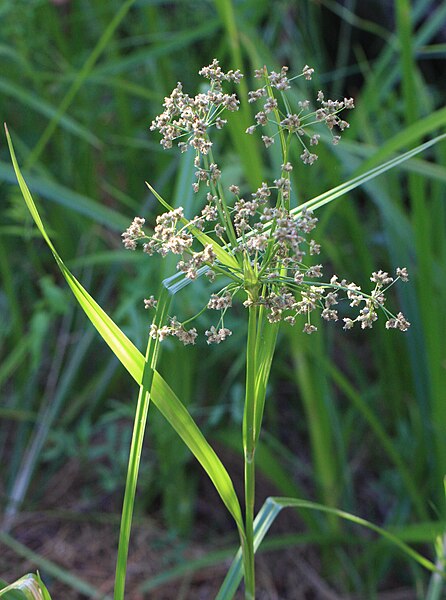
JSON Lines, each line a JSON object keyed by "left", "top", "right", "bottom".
{"left": 122, "top": 59, "right": 410, "bottom": 344}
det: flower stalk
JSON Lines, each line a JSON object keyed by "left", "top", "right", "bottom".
{"left": 242, "top": 303, "right": 259, "bottom": 599}
{"left": 114, "top": 286, "right": 171, "bottom": 600}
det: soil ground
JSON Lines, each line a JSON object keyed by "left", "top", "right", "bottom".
{"left": 0, "top": 456, "right": 416, "bottom": 599}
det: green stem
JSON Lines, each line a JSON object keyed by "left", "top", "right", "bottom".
{"left": 113, "top": 287, "right": 171, "bottom": 600}
{"left": 244, "top": 456, "right": 255, "bottom": 600}
{"left": 204, "top": 149, "right": 240, "bottom": 252}
{"left": 426, "top": 533, "right": 446, "bottom": 600}
{"left": 242, "top": 304, "right": 259, "bottom": 599}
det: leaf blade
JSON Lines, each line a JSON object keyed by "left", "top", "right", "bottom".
{"left": 6, "top": 125, "right": 244, "bottom": 537}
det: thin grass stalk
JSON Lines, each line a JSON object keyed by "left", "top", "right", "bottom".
{"left": 0, "top": 237, "right": 24, "bottom": 346}
{"left": 425, "top": 534, "right": 446, "bottom": 600}
{"left": 426, "top": 480, "right": 446, "bottom": 599}
{"left": 113, "top": 285, "right": 171, "bottom": 600}
{"left": 315, "top": 347, "right": 428, "bottom": 519}
{"left": 242, "top": 304, "right": 259, "bottom": 599}
{"left": 1, "top": 306, "right": 76, "bottom": 533}
{"left": 218, "top": 495, "right": 445, "bottom": 597}
{"left": 23, "top": 0, "right": 137, "bottom": 170}
{"left": 289, "top": 330, "right": 340, "bottom": 529}
{"left": 213, "top": 0, "right": 263, "bottom": 188}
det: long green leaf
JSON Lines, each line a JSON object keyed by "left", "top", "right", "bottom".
{"left": 24, "top": 0, "right": 138, "bottom": 169}
{"left": 0, "top": 161, "right": 128, "bottom": 231}
{"left": 296, "top": 134, "right": 446, "bottom": 216}
{"left": 92, "top": 19, "right": 220, "bottom": 77}
{"left": 113, "top": 286, "right": 169, "bottom": 600}
{"left": 217, "top": 496, "right": 443, "bottom": 599}
{"left": 144, "top": 136, "right": 446, "bottom": 299}
{"left": 6, "top": 126, "right": 244, "bottom": 535}
{"left": 151, "top": 371, "right": 243, "bottom": 528}
{"left": 354, "top": 108, "right": 446, "bottom": 176}
{"left": 0, "top": 79, "right": 101, "bottom": 147}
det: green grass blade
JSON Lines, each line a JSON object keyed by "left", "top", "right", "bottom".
{"left": 396, "top": 0, "right": 418, "bottom": 126}
{"left": 6, "top": 123, "right": 144, "bottom": 380}
{"left": 0, "top": 580, "right": 25, "bottom": 600}
{"left": 0, "top": 161, "right": 128, "bottom": 231}
{"left": 151, "top": 370, "right": 244, "bottom": 530}
{"left": 145, "top": 137, "right": 444, "bottom": 308}
{"left": 296, "top": 134, "right": 446, "bottom": 215}
{"left": 113, "top": 286, "right": 170, "bottom": 600}
{"left": 114, "top": 285, "right": 241, "bottom": 599}
{"left": 323, "top": 354, "right": 427, "bottom": 519}
{"left": 216, "top": 499, "right": 282, "bottom": 600}
{"left": 288, "top": 328, "right": 341, "bottom": 525}
{"left": 24, "top": 0, "right": 137, "bottom": 169}
{"left": 0, "top": 337, "right": 28, "bottom": 389}
{"left": 335, "top": 138, "right": 446, "bottom": 183}
{"left": 270, "top": 497, "right": 441, "bottom": 572}
{"left": 144, "top": 136, "right": 446, "bottom": 306}
{"left": 92, "top": 19, "right": 220, "bottom": 77}
{"left": 353, "top": 108, "right": 446, "bottom": 176}
{"left": 6, "top": 125, "right": 244, "bottom": 542}
{"left": 0, "top": 79, "right": 101, "bottom": 148}
{"left": 217, "top": 496, "right": 443, "bottom": 599}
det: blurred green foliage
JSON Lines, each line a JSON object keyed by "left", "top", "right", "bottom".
{"left": 1, "top": 0, "right": 446, "bottom": 597}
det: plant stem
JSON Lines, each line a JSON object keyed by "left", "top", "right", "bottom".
{"left": 113, "top": 287, "right": 171, "bottom": 600}
{"left": 426, "top": 534, "right": 446, "bottom": 600}
{"left": 244, "top": 454, "right": 256, "bottom": 600}
{"left": 243, "top": 304, "right": 259, "bottom": 599}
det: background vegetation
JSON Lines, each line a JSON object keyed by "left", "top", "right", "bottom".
{"left": 1, "top": 0, "right": 446, "bottom": 597}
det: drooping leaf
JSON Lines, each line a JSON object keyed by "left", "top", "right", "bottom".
{"left": 5, "top": 125, "right": 244, "bottom": 535}
{"left": 217, "top": 496, "right": 444, "bottom": 599}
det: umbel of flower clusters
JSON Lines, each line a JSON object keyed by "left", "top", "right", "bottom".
{"left": 122, "top": 59, "right": 410, "bottom": 345}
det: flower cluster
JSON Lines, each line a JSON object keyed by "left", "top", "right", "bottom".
{"left": 246, "top": 64, "right": 355, "bottom": 163}
{"left": 149, "top": 317, "right": 198, "bottom": 345}
{"left": 122, "top": 216, "right": 145, "bottom": 250}
{"left": 149, "top": 58, "right": 242, "bottom": 156}
{"left": 121, "top": 208, "right": 218, "bottom": 280}
{"left": 122, "top": 60, "right": 410, "bottom": 345}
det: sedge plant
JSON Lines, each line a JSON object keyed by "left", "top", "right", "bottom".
{"left": 121, "top": 60, "right": 410, "bottom": 598}
{"left": 5, "top": 59, "right": 446, "bottom": 599}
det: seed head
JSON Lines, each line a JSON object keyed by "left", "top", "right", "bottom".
{"left": 122, "top": 61, "right": 408, "bottom": 346}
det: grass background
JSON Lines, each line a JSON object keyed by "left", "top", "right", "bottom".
{"left": 1, "top": 0, "right": 446, "bottom": 597}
